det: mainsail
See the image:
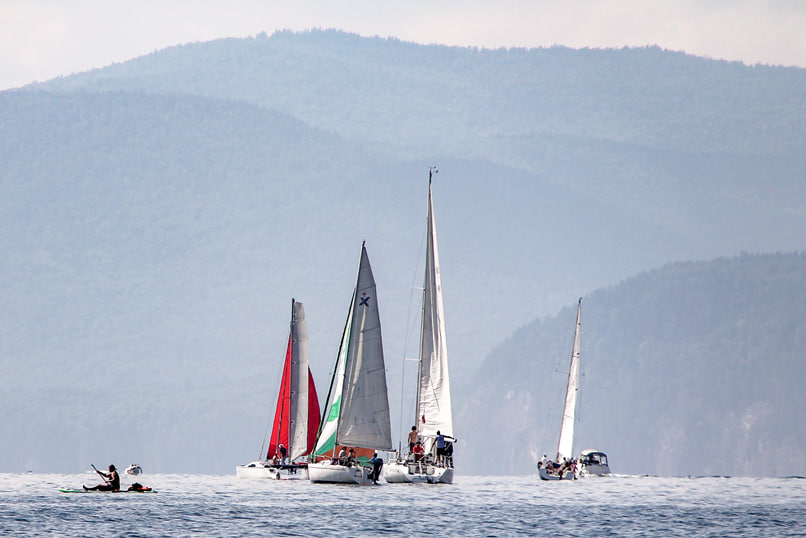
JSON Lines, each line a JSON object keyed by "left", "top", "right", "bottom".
{"left": 416, "top": 178, "right": 453, "bottom": 439}
{"left": 556, "top": 298, "right": 582, "bottom": 462}
{"left": 313, "top": 243, "right": 393, "bottom": 455}
{"left": 267, "top": 299, "right": 321, "bottom": 461}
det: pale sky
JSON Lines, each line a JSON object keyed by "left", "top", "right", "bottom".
{"left": 2, "top": 0, "right": 805, "bottom": 91}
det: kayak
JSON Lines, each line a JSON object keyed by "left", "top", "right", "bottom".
{"left": 58, "top": 488, "right": 155, "bottom": 493}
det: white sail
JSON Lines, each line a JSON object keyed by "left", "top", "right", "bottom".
{"left": 416, "top": 181, "right": 453, "bottom": 438}
{"left": 556, "top": 298, "right": 582, "bottom": 462}
{"left": 337, "top": 243, "right": 393, "bottom": 450}
{"left": 289, "top": 300, "right": 310, "bottom": 461}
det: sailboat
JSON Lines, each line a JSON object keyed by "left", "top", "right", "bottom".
{"left": 538, "top": 298, "right": 610, "bottom": 480}
{"left": 308, "top": 242, "right": 394, "bottom": 484}
{"left": 385, "top": 171, "right": 455, "bottom": 484}
{"left": 236, "top": 299, "right": 321, "bottom": 479}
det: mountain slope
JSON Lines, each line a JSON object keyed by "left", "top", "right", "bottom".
{"left": 38, "top": 30, "right": 806, "bottom": 157}
{"left": 459, "top": 252, "right": 806, "bottom": 477}
{"left": 30, "top": 30, "right": 806, "bottom": 295}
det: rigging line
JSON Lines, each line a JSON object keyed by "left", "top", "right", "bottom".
{"left": 397, "top": 207, "right": 428, "bottom": 446}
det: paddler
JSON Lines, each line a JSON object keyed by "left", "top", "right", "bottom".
{"left": 84, "top": 464, "right": 121, "bottom": 491}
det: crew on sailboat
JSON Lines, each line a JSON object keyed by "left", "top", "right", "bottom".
{"left": 538, "top": 456, "right": 578, "bottom": 479}
{"left": 444, "top": 439, "right": 455, "bottom": 467}
{"left": 435, "top": 431, "right": 456, "bottom": 467}
{"left": 407, "top": 426, "right": 419, "bottom": 452}
{"left": 369, "top": 453, "right": 384, "bottom": 484}
{"left": 412, "top": 441, "right": 425, "bottom": 461}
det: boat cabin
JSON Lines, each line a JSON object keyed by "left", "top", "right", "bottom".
{"left": 579, "top": 450, "right": 608, "bottom": 467}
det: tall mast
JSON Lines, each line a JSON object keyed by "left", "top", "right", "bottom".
{"left": 415, "top": 167, "right": 437, "bottom": 429}
{"left": 557, "top": 298, "right": 582, "bottom": 461}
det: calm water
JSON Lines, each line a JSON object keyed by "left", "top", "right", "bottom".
{"left": 1, "top": 472, "right": 804, "bottom": 536}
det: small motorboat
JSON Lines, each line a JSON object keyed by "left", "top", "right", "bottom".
{"left": 125, "top": 464, "right": 143, "bottom": 475}
{"left": 578, "top": 449, "right": 611, "bottom": 476}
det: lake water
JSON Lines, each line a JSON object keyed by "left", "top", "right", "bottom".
{"left": 1, "top": 472, "right": 804, "bottom": 536}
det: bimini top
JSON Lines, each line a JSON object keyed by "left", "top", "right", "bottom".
{"left": 579, "top": 450, "right": 608, "bottom": 465}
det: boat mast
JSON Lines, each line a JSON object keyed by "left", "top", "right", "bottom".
{"left": 267, "top": 299, "right": 296, "bottom": 461}
{"left": 289, "top": 298, "right": 298, "bottom": 458}
{"left": 415, "top": 167, "right": 437, "bottom": 431}
{"left": 414, "top": 169, "right": 434, "bottom": 429}
{"left": 556, "top": 298, "right": 582, "bottom": 462}
{"left": 289, "top": 298, "right": 312, "bottom": 461}
{"left": 416, "top": 167, "right": 454, "bottom": 442}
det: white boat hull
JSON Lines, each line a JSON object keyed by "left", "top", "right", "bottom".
{"left": 384, "top": 460, "right": 454, "bottom": 484}
{"left": 125, "top": 465, "right": 142, "bottom": 476}
{"left": 308, "top": 462, "right": 380, "bottom": 485}
{"left": 538, "top": 465, "right": 576, "bottom": 481}
{"left": 236, "top": 461, "right": 308, "bottom": 480}
{"left": 579, "top": 463, "right": 611, "bottom": 476}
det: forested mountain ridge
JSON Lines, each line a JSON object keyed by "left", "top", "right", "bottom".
{"left": 36, "top": 29, "right": 806, "bottom": 156}
{"left": 460, "top": 252, "right": 806, "bottom": 476}
{"left": 29, "top": 30, "right": 806, "bottom": 268}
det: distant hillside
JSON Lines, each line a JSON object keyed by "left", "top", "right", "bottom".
{"left": 29, "top": 30, "right": 806, "bottom": 285}
{"left": 34, "top": 30, "right": 806, "bottom": 232}
{"left": 37, "top": 30, "right": 806, "bottom": 157}
{"left": 459, "top": 252, "right": 806, "bottom": 477}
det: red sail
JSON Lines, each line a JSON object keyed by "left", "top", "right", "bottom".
{"left": 307, "top": 369, "right": 321, "bottom": 454}
{"left": 267, "top": 334, "right": 293, "bottom": 460}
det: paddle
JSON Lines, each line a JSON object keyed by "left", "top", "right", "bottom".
{"left": 91, "top": 463, "right": 110, "bottom": 484}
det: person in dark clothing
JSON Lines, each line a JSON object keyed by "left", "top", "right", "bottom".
{"left": 368, "top": 453, "right": 384, "bottom": 484}
{"left": 435, "top": 431, "right": 456, "bottom": 466}
{"left": 84, "top": 464, "right": 120, "bottom": 491}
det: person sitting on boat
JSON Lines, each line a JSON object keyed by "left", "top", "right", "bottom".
{"left": 347, "top": 448, "right": 356, "bottom": 466}
{"left": 279, "top": 444, "right": 288, "bottom": 465}
{"left": 558, "top": 457, "right": 577, "bottom": 479}
{"left": 407, "top": 426, "right": 418, "bottom": 453}
{"left": 558, "top": 457, "right": 569, "bottom": 476}
{"left": 412, "top": 441, "right": 425, "bottom": 461}
{"left": 337, "top": 447, "right": 347, "bottom": 465}
{"left": 84, "top": 464, "right": 120, "bottom": 491}
{"left": 544, "top": 459, "right": 562, "bottom": 475}
{"left": 538, "top": 454, "right": 548, "bottom": 469}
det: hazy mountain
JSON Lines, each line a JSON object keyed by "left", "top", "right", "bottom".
{"left": 1, "top": 30, "right": 803, "bottom": 474}
{"left": 460, "top": 252, "right": 806, "bottom": 477}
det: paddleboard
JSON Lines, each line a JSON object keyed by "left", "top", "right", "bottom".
{"left": 58, "top": 488, "right": 155, "bottom": 493}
